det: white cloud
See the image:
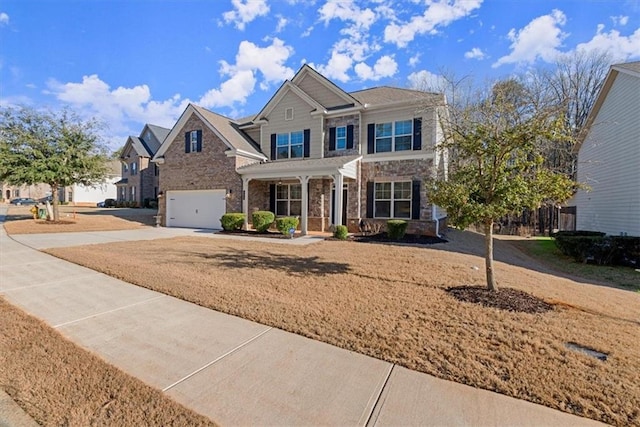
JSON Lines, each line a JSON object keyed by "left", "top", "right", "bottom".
{"left": 312, "top": 51, "right": 353, "bottom": 82}
{"left": 464, "top": 47, "right": 485, "bottom": 60}
{"left": 199, "top": 70, "right": 256, "bottom": 108}
{"left": 319, "top": 0, "right": 376, "bottom": 30}
{"left": 275, "top": 16, "right": 288, "bottom": 32}
{"left": 46, "top": 74, "right": 188, "bottom": 133}
{"left": 493, "top": 9, "right": 567, "bottom": 68}
{"left": 354, "top": 55, "right": 398, "bottom": 81}
{"left": 223, "top": 0, "right": 269, "bottom": 31}
{"left": 0, "top": 12, "right": 9, "bottom": 26}
{"left": 575, "top": 26, "right": 640, "bottom": 60}
{"left": 384, "top": 0, "right": 483, "bottom": 48}
{"left": 611, "top": 15, "right": 629, "bottom": 26}
{"left": 408, "top": 53, "right": 421, "bottom": 67}
{"left": 408, "top": 70, "right": 443, "bottom": 91}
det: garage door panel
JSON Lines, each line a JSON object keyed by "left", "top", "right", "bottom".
{"left": 166, "top": 190, "right": 226, "bottom": 229}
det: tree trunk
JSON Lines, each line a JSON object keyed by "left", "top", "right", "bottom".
{"left": 484, "top": 219, "right": 497, "bottom": 291}
{"left": 50, "top": 184, "right": 59, "bottom": 222}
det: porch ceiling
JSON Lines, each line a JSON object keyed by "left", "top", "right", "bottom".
{"left": 238, "top": 155, "right": 361, "bottom": 181}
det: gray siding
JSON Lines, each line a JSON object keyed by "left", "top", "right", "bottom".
{"left": 574, "top": 72, "right": 640, "bottom": 236}
{"left": 297, "top": 73, "right": 348, "bottom": 108}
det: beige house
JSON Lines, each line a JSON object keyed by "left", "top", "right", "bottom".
{"left": 153, "top": 65, "right": 448, "bottom": 235}
{"left": 572, "top": 61, "right": 640, "bottom": 236}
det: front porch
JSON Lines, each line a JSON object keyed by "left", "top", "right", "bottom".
{"left": 238, "top": 156, "right": 362, "bottom": 235}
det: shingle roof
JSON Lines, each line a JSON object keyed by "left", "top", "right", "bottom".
{"left": 129, "top": 136, "right": 153, "bottom": 157}
{"left": 237, "top": 155, "right": 360, "bottom": 174}
{"left": 349, "top": 86, "right": 444, "bottom": 107}
{"left": 614, "top": 61, "right": 640, "bottom": 75}
{"left": 146, "top": 124, "right": 171, "bottom": 152}
{"left": 192, "top": 105, "right": 263, "bottom": 156}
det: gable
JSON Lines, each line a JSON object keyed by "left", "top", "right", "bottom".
{"left": 295, "top": 72, "right": 355, "bottom": 109}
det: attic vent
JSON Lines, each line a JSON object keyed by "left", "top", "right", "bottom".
{"left": 285, "top": 107, "right": 294, "bottom": 121}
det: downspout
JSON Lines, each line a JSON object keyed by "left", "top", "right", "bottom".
{"left": 432, "top": 203, "right": 442, "bottom": 238}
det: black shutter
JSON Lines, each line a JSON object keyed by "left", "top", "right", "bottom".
{"left": 303, "top": 129, "right": 310, "bottom": 158}
{"left": 346, "top": 125, "right": 354, "bottom": 149}
{"left": 184, "top": 132, "right": 191, "bottom": 153}
{"left": 413, "top": 118, "right": 422, "bottom": 150}
{"left": 270, "top": 134, "right": 276, "bottom": 160}
{"left": 367, "top": 123, "right": 375, "bottom": 154}
{"left": 329, "top": 127, "right": 336, "bottom": 151}
{"left": 366, "top": 181, "right": 374, "bottom": 218}
{"left": 196, "top": 129, "right": 203, "bottom": 152}
{"left": 269, "top": 184, "right": 276, "bottom": 214}
{"left": 411, "top": 180, "right": 421, "bottom": 220}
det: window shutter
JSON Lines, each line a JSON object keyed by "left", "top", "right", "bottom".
{"left": 346, "top": 125, "right": 354, "bottom": 149}
{"left": 303, "top": 129, "right": 310, "bottom": 158}
{"left": 367, "top": 123, "right": 375, "bottom": 154}
{"left": 269, "top": 184, "right": 276, "bottom": 213}
{"left": 184, "top": 132, "right": 191, "bottom": 153}
{"left": 366, "top": 182, "right": 374, "bottom": 218}
{"left": 196, "top": 130, "right": 203, "bottom": 152}
{"left": 329, "top": 127, "right": 336, "bottom": 151}
{"left": 411, "top": 180, "right": 421, "bottom": 220}
{"left": 413, "top": 118, "right": 422, "bottom": 150}
{"left": 270, "top": 134, "right": 276, "bottom": 160}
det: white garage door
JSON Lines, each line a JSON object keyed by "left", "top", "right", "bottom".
{"left": 166, "top": 189, "right": 226, "bottom": 229}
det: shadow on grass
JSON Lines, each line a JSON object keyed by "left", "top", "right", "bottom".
{"left": 194, "top": 247, "right": 351, "bottom": 277}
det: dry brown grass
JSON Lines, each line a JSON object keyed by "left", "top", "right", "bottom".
{"left": 0, "top": 298, "right": 216, "bottom": 426}
{"left": 3, "top": 205, "right": 155, "bottom": 234}
{"left": 43, "top": 235, "right": 640, "bottom": 426}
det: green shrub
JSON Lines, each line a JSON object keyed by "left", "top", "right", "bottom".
{"left": 334, "top": 225, "right": 348, "bottom": 240}
{"left": 148, "top": 200, "right": 158, "bottom": 210}
{"left": 275, "top": 216, "right": 299, "bottom": 236}
{"left": 387, "top": 220, "right": 408, "bottom": 240}
{"left": 220, "top": 213, "right": 245, "bottom": 231}
{"left": 252, "top": 211, "right": 275, "bottom": 232}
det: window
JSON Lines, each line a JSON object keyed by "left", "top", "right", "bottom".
{"left": 154, "top": 164, "right": 159, "bottom": 177}
{"left": 13, "top": 189, "right": 20, "bottom": 197}
{"left": 374, "top": 120, "right": 413, "bottom": 153}
{"left": 374, "top": 181, "right": 411, "bottom": 218}
{"left": 120, "top": 187, "right": 125, "bottom": 201}
{"left": 276, "top": 184, "right": 301, "bottom": 216}
{"left": 336, "top": 126, "right": 347, "bottom": 150}
{"left": 190, "top": 130, "right": 199, "bottom": 152}
{"left": 130, "top": 162, "right": 137, "bottom": 175}
{"left": 129, "top": 186, "right": 136, "bottom": 202}
{"left": 276, "top": 131, "right": 304, "bottom": 159}
{"left": 123, "top": 163, "right": 128, "bottom": 173}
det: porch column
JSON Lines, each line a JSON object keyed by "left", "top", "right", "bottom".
{"left": 242, "top": 177, "right": 250, "bottom": 230}
{"left": 298, "top": 175, "right": 310, "bottom": 236}
{"left": 333, "top": 173, "right": 344, "bottom": 227}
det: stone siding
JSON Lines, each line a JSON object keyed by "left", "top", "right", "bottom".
{"left": 158, "top": 115, "right": 243, "bottom": 225}
{"left": 324, "top": 115, "right": 360, "bottom": 158}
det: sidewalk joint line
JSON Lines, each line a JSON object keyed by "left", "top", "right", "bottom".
{"left": 364, "top": 364, "right": 395, "bottom": 427}
{"left": 162, "top": 327, "right": 273, "bottom": 392}
{"left": 53, "top": 295, "right": 166, "bottom": 328}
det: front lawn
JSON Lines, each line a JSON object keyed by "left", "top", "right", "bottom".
{"left": 44, "top": 235, "right": 640, "bottom": 426}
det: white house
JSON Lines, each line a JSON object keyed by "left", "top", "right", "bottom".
{"left": 63, "top": 160, "right": 121, "bottom": 206}
{"left": 572, "top": 61, "right": 640, "bottom": 236}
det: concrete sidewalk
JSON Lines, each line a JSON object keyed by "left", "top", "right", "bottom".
{"left": 0, "top": 214, "right": 605, "bottom": 425}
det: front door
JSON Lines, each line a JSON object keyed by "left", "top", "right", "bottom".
{"left": 331, "top": 185, "right": 348, "bottom": 226}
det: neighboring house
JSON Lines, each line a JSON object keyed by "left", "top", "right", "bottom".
{"left": 117, "top": 124, "right": 170, "bottom": 207}
{"left": 1, "top": 183, "right": 51, "bottom": 203}
{"left": 60, "top": 160, "right": 122, "bottom": 206}
{"left": 153, "top": 64, "right": 448, "bottom": 234}
{"left": 571, "top": 61, "right": 640, "bottom": 236}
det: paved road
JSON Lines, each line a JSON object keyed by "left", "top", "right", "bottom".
{"left": 0, "top": 207, "right": 605, "bottom": 426}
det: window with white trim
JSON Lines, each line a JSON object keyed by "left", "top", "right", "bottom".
{"left": 190, "top": 130, "right": 199, "bottom": 152}
{"left": 276, "top": 131, "right": 304, "bottom": 159}
{"left": 130, "top": 162, "right": 137, "bottom": 175}
{"left": 336, "top": 126, "right": 347, "bottom": 150}
{"left": 375, "top": 120, "right": 413, "bottom": 153}
{"left": 276, "top": 184, "right": 301, "bottom": 216}
{"left": 374, "top": 181, "right": 411, "bottom": 218}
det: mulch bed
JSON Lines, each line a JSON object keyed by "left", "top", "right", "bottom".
{"left": 348, "top": 232, "right": 447, "bottom": 245}
{"left": 217, "top": 229, "right": 299, "bottom": 239}
{"left": 446, "top": 286, "right": 554, "bottom": 314}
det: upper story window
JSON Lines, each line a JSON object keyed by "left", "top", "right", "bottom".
{"left": 276, "top": 131, "right": 303, "bottom": 159}
{"left": 185, "top": 130, "right": 202, "bottom": 153}
{"left": 123, "top": 163, "right": 128, "bottom": 173}
{"left": 367, "top": 118, "right": 422, "bottom": 154}
{"left": 154, "top": 164, "right": 159, "bottom": 177}
{"left": 374, "top": 181, "right": 412, "bottom": 219}
{"left": 130, "top": 162, "right": 137, "bottom": 175}
{"left": 328, "top": 125, "right": 354, "bottom": 151}
{"left": 375, "top": 120, "right": 412, "bottom": 153}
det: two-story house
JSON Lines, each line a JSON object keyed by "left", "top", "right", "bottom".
{"left": 153, "top": 65, "right": 448, "bottom": 235}
{"left": 117, "top": 124, "right": 170, "bottom": 207}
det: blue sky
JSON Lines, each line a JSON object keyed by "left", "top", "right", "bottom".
{"left": 1, "top": 0, "right": 639, "bottom": 150}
